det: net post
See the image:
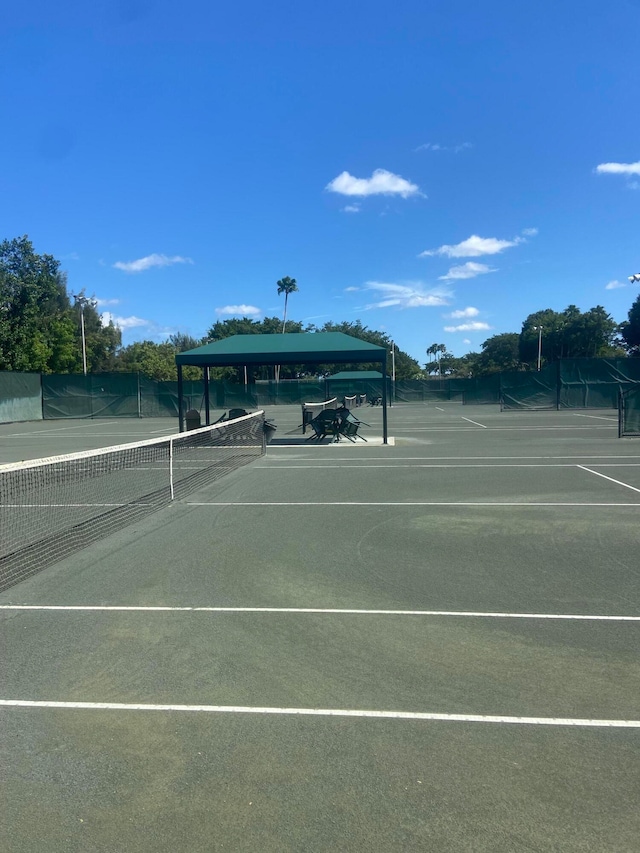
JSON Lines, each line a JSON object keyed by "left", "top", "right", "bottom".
{"left": 169, "top": 436, "right": 175, "bottom": 500}
{"left": 618, "top": 387, "right": 624, "bottom": 439}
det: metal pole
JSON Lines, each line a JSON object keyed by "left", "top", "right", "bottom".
{"left": 80, "top": 304, "right": 87, "bottom": 375}
{"left": 391, "top": 342, "right": 396, "bottom": 407}
{"left": 381, "top": 353, "right": 388, "bottom": 445}
{"left": 537, "top": 326, "right": 542, "bottom": 372}
{"left": 203, "top": 366, "right": 211, "bottom": 425}
{"left": 177, "top": 363, "right": 184, "bottom": 432}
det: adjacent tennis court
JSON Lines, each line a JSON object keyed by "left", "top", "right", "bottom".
{"left": 1, "top": 403, "right": 638, "bottom": 852}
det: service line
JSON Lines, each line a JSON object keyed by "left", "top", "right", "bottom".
{"left": 0, "top": 700, "right": 638, "bottom": 728}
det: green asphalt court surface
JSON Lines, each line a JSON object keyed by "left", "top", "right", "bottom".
{"left": 1, "top": 403, "right": 639, "bottom": 852}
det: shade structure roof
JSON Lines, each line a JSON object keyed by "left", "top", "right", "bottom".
{"left": 175, "top": 332, "right": 387, "bottom": 367}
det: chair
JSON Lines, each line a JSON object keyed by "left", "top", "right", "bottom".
{"left": 337, "top": 411, "right": 368, "bottom": 442}
{"left": 306, "top": 409, "right": 341, "bottom": 442}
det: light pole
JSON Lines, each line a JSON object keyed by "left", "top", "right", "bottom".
{"left": 391, "top": 340, "right": 396, "bottom": 406}
{"left": 533, "top": 325, "right": 543, "bottom": 371}
{"left": 73, "top": 294, "right": 93, "bottom": 375}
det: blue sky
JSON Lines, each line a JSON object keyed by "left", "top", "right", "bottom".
{"left": 2, "top": 0, "right": 639, "bottom": 364}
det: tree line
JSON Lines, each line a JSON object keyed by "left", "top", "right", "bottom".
{"left": 2, "top": 236, "right": 639, "bottom": 382}
{"left": 427, "top": 300, "right": 640, "bottom": 378}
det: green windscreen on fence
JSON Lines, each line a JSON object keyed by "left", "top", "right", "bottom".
{"left": 461, "top": 375, "right": 501, "bottom": 405}
{"left": 0, "top": 372, "right": 42, "bottom": 423}
{"left": 619, "top": 386, "right": 640, "bottom": 437}
{"left": 559, "top": 358, "right": 640, "bottom": 409}
{"left": 42, "top": 374, "right": 140, "bottom": 418}
{"left": 500, "top": 366, "right": 558, "bottom": 410}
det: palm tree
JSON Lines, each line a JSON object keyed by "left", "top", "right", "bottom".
{"left": 277, "top": 276, "right": 298, "bottom": 333}
{"left": 426, "top": 342, "right": 447, "bottom": 376}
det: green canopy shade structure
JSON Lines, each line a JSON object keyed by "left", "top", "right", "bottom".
{"left": 327, "top": 371, "right": 384, "bottom": 380}
{"left": 175, "top": 332, "right": 389, "bottom": 442}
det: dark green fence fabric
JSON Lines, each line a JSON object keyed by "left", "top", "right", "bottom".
{"left": 327, "top": 377, "right": 388, "bottom": 401}
{"left": 460, "top": 375, "right": 501, "bottom": 405}
{"left": 619, "top": 386, "right": 640, "bottom": 437}
{"left": 4, "top": 358, "right": 640, "bottom": 423}
{"left": 0, "top": 372, "right": 42, "bottom": 423}
{"left": 558, "top": 359, "right": 640, "bottom": 409}
{"left": 42, "top": 374, "right": 140, "bottom": 418}
{"left": 139, "top": 379, "right": 206, "bottom": 417}
{"left": 500, "top": 366, "right": 558, "bottom": 410}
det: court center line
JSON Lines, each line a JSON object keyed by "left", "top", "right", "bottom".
{"left": 460, "top": 416, "right": 487, "bottom": 428}
{"left": 0, "top": 700, "right": 638, "bottom": 728}
{"left": 577, "top": 465, "right": 640, "bottom": 494}
{"left": 1, "top": 606, "right": 638, "bottom": 621}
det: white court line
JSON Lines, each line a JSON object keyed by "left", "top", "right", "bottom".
{"left": 187, "top": 501, "right": 640, "bottom": 507}
{"left": 577, "top": 465, "right": 640, "bottom": 494}
{"left": 394, "top": 425, "right": 614, "bottom": 431}
{"left": 435, "top": 407, "right": 445, "bottom": 412}
{"left": 2, "top": 606, "right": 638, "bottom": 621}
{"left": 256, "top": 463, "right": 640, "bottom": 469}
{"left": 0, "top": 423, "right": 109, "bottom": 438}
{"left": 0, "top": 700, "right": 637, "bottom": 727}
{"left": 461, "top": 416, "right": 487, "bottom": 428}
{"left": 266, "top": 455, "right": 640, "bottom": 460}
{"left": 573, "top": 414, "right": 618, "bottom": 422}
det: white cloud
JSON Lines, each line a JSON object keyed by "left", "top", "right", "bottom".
{"left": 521, "top": 227, "right": 538, "bottom": 236}
{"left": 421, "top": 234, "right": 522, "bottom": 258}
{"left": 95, "top": 297, "right": 120, "bottom": 307}
{"left": 463, "top": 338, "right": 471, "bottom": 344}
{"left": 444, "top": 321, "right": 491, "bottom": 332}
{"left": 342, "top": 204, "right": 361, "bottom": 213}
{"left": 344, "top": 286, "right": 360, "bottom": 292}
{"left": 595, "top": 161, "right": 640, "bottom": 176}
{"left": 447, "top": 306, "right": 480, "bottom": 318}
{"left": 326, "top": 169, "right": 423, "bottom": 198}
{"left": 415, "top": 142, "right": 472, "bottom": 153}
{"left": 113, "top": 253, "right": 194, "bottom": 273}
{"left": 101, "top": 312, "right": 148, "bottom": 329}
{"left": 605, "top": 280, "right": 627, "bottom": 290}
{"left": 439, "top": 262, "right": 496, "bottom": 281}
{"left": 215, "top": 304, "right": 261, "bottom": 316}
{"left": 362, "top": 281, "right": 450, "bottom": 310}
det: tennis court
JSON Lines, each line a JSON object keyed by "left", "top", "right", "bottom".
{"left": 1, "top": 403, "right": 639, "bottom": 851}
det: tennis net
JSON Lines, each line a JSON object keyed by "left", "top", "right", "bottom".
{"left": 0, "top": 411, "right": 266, "bottom": 592}
{"left": 619, "top": 386, "right": 640, "bottom": 437}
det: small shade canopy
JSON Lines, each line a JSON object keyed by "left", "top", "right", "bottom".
{"left": 328, "top": 370, "right": 384, "bottom": 380}
{"left": 175, "top": 332, "right": 389, "bottom": 442}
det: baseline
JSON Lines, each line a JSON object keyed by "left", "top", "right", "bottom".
{"left": 1, "top": 700, "right": 638, "bottom": 728}
{"left": 2, "top": 605, "right": 638, "bottom": 621}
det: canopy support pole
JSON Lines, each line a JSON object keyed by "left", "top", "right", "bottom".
{"left": 177, "top": 364, "right": 184, "bottom": 432}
